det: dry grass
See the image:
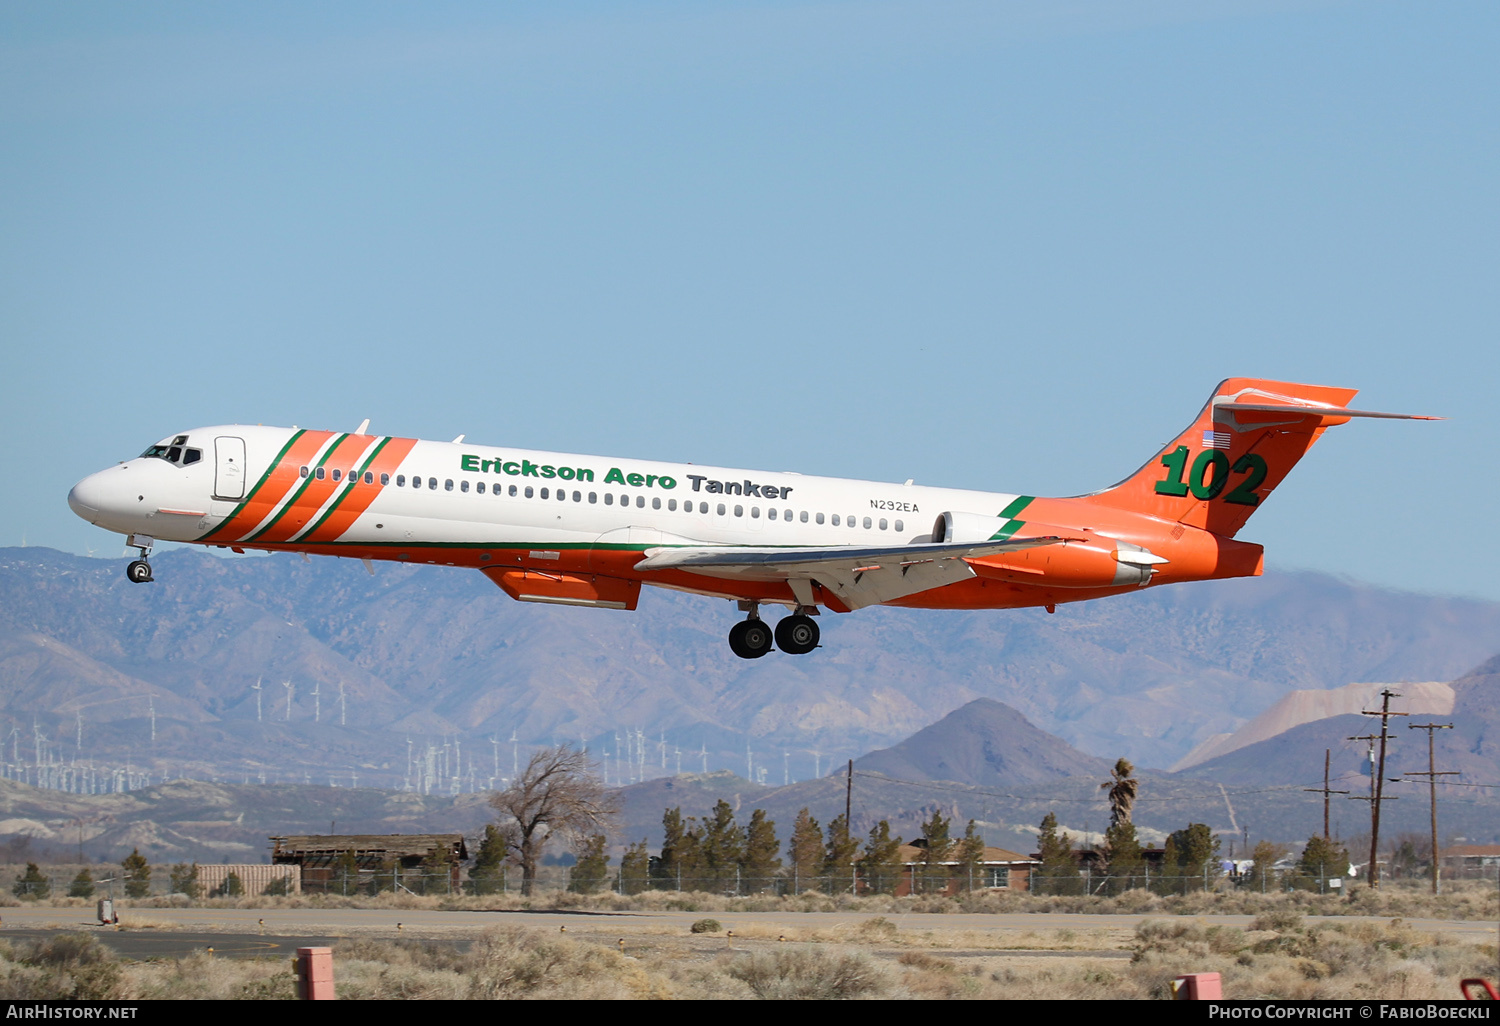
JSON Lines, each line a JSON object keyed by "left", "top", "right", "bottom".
{"left": 0, "top": 917, "right": 1489, "bottom": 999}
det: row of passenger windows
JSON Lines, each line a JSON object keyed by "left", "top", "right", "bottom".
{"left": 295, "top": 466, "right": 905, "bottom": 532}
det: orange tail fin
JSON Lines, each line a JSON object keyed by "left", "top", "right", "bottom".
{"left": 1081, "top": 378, "right": 1435, "bottom": 538}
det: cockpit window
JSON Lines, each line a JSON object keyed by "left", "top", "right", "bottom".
{"left": 141, "top": 441, "right": 203, "bottom": 467}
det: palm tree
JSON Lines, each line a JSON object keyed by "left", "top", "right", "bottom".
{"left": 1102, "top": 758, "right": 1138, "bottom": 828}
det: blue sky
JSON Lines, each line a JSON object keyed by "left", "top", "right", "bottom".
{"left": 3, "top": 1, "right": 1496, "bottom": 599}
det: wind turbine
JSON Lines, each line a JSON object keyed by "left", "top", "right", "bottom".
{"left": 310, "top": 682, "right": 320, "bottom": 724}
{"left": 251, "top": 679, "right": 263, "bottom": 722}
{"left": 510, "top": 730, "right": 518, "bottom": 779}
{"left": 338, "top": 681, "right": 346, "bottom": 726}
{"left": 700, "top": 743, "right": 708, "bottom": 775}
{"left": 282, "top": 681, "right": 294, "bottom": 721}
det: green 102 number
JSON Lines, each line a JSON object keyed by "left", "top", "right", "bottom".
{"left": 1154, "top": 446, "right": 1267, "bottom": 506}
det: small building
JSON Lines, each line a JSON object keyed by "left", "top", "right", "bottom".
{"left": 194, "top": 863, "right": 300, "bottom": 897}
{"left": 270, "top": 834, "right": 469, "bottom": 892}
{"left": 1441, "top": 845, "right": 1500, "bottom": 874}
{"left": 890, "top": 840, "right": 1038, "bottom": 895}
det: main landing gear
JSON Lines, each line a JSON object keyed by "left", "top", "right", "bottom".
{"left": 125, "top": 535, "right": 154, "bottom": 584}
{"left": 727, "top": 603, "right": 821, "bottom": 659}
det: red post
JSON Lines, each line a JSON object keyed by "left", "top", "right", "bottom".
{"left": 1173, "top": 973, "right": 1222, "bottom": 1000}
{"left": 296, "top": 946, "right": 335, "bottom": 1000}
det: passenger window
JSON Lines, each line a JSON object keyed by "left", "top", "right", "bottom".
{"left": 800, "top": 511, "right": 808, "bottom": 523}
{"left": 364, "top": 472, "right": 374, "bottom": 485}
{"left": 476, "top": 481, "right": 485, "bottom": 494}
{"left": 428, "top": 478, "right": 438, "bottom": 490}
{"left": 636, "top": 495, "right": 645, "bottom": 508}
{"left": 751, "top": 507, "right": 760, "bottom": 518}
{"left": 525, "top": 486, "right": 534, "bottom": 498}
{"left": 831, "top": 514, "right": 839, "bottom": 526}
{"left": 316, "top": 467, "right": 326, "bottom": 480}
{"left": 668, "top": 499, "right": 677, "bottom": 511}
{"left": 332, "top": 469, "right": 343, "bottom": 482}
{"left": 734, "top": 505, "right": 743, "bottom": 517}
{"left": 461, "top": 480, "right": 470, "bottom": 493}
{"left": 302, "top": 467, "right": 311, "bottom": 479}
{"left": 652, "top": 497, "right": 661, "bottom": 510}
{"left": 849, "top": 516, "right": 857, "bottom": 528}
{"left": 815, "top": 512, "right": 824, "bottom": 524}
{"left": 717, "top": 503, "right": 726, "bottom": 516}
{"left": 785, "top": 509, "right": 793, "bottom": 521}
{"left": 573, "top": 491, "right": 581, "bottom": 502}
{"left": 444, "top": 479, "right": 454, "bottom": 491}
{"left": 558, "top": 489, "right": 566, "bottom": 501}
{"left": 183, "top": 448, "right": 202, "bottom": 465}
{"left": 605, "top": 493, "right": 613, "bottom": 505}
{"left": 879, "top": 518, "right": 887, "bottom": 530}
{"left": 589, "top": 492, "right": 597, "bottom": 503}
{"left": 380, "top": 473, "right": 389, "bottom": 485}
{"left": 509, "top": 485, "right": 518, "bottom": 497}
{"left": 767, "top": 508, "right": 776, "bottom": 520}
{"left": 895, "top": 519, "right": 904, "bottom": 532}
{"left": 540, "top": 487, "right": 549, "bottom": 499}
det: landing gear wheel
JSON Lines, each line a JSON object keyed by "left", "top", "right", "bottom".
{"left": 126, "top": 560, "right": 153, "bottom": 584}
{"left": 775, "top": 614, "right": 820, "bottom": 655}
{"left": 728, "top": 619, "right": 774, "bottom": 659}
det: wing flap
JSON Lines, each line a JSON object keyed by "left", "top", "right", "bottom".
{"left": 635, "top": 536, "right": 1070, "bottom": 610}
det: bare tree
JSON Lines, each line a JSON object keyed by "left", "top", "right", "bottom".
{"left": 488, "top": 744, "right": 616, "bottom": 895}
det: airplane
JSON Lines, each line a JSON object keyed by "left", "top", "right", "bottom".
{"left": 67, "top": 378, "right": 1436, "bottom": 659}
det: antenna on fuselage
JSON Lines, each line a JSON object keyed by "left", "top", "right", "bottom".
{"left": 355, "top": 419, "right": 370, "bottom": 435}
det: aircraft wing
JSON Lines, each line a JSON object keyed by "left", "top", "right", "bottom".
{"left": 635, "top": 536, "right": 1071, "bottom": 610}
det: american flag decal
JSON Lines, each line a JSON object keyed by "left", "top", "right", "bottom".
{"left": 1202, "top": 429, "right": 1232, "bottom": 450}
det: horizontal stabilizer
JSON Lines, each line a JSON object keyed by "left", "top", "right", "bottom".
{"left": 1215, "top": 402, "right": 1443, "bottom": 422}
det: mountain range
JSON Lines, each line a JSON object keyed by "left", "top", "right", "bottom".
{"left": 4, "top": 545, "right": 1499, "bottom": 789}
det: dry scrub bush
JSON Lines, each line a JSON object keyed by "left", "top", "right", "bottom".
{"left": 1128, "top": 915, "right": 1495, "bottom": 1000}
{"left": 727, "top": 946, "right": 890, "bottom": 1000}
{"left": 0, "top": 935, "right": 125, "bottom": 1000}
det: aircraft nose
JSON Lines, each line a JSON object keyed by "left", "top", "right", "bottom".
{"left": 68, "top": 473, "right": 108, "bottom": 522}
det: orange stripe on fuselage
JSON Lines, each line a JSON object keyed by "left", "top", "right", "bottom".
{"left": 300, "top": 437, "right": 418, "bottom": 543}
{"left": 255, "top": 434, "right": 375, "bottom": 544}
{"left": 200, "top": 430, "right": 334, "bottom": 543}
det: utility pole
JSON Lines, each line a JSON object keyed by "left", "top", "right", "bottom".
{"left": 1304, "top": 749, "right": 1349, "bottom": 840}
{"left": 845, "top": 759, "right": 853, "bottom": 827}
{"left": 1348, "top": 688, "right": 1405, "bottom": 888}
{"left": 1400, "top": 722, "right": 1457, "bottom": 895}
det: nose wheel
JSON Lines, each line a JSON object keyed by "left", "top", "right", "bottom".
{"left": 125, "top": 535, "right": 154, "bottom": 584}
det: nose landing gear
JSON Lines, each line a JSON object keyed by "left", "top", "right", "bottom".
{"left": 125, "top": 535, "right": 154, "bottom": 584}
